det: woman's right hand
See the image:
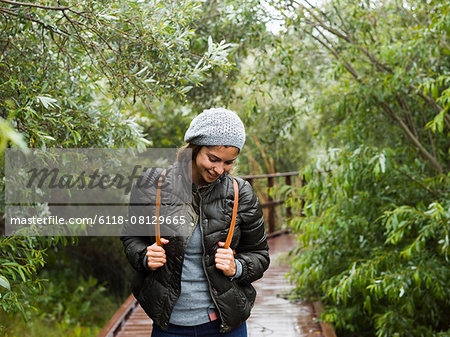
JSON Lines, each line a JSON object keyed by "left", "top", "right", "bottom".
{"left": 146, "top": 238, "right": 169, "bottom": 271}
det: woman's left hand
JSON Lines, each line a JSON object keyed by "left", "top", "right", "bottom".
{"left": 215, "top": 242, "right": 236, "bottom": 277}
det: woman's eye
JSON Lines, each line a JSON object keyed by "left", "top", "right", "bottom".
{"left": 209, "top": 158, "right": 218, "bottom": 162}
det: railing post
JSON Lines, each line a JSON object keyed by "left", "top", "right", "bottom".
{"left": 300, "top": 174, "right": 306, "bottom": 217}
{"left": 285, "top": 175, "right": 292, "bottom": 219}
{"left": 240, "top": 171, "right": 300, "bottom": 231}
{"left": 267, "top": 176, "right": 275, "bottom": 233}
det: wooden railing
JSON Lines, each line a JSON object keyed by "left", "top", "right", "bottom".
{"left": 239, "top": 171, "right": 303, "bottom": 233}
{"left": 97, "top": 294, "right": 138, "bottom": 337}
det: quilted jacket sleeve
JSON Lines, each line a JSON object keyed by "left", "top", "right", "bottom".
{"left": 234, "top": 179, "right": 270, "bottom": 284}
{"left": 120, "top": 168, "right": 161, "bottom": 273}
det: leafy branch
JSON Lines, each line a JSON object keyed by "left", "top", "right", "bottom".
{"left": 284, "top": 0, "right": 446, "bottom": 172}
{"left": 0, "top": 0, "right": 233, "bottom": 97}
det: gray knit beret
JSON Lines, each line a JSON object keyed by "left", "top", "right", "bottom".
{"left": 184, "top": 108, "right": 246, "bottom": 150}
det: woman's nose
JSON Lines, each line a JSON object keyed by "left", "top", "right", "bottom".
{"left": 213, "top": 164, "right": 224, "bottom": 175}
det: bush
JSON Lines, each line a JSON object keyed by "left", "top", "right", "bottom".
{"left": 287, "top": 146, "right": 450, "bottom": 337}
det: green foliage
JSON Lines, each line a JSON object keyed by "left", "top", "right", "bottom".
{"left": 34, "top": 268, "right": 115, "bottom": 327}
{"left": 421, "top": 75, "right": 450, "bottom": 135}
{"left": 0, "top": 0, "right": 234, "bottom": 150}
{"left": 185, "top": 0, "right": 268, "bottom": 109}
{"left": 229, "top": 41, "right": 319, "bottom": 172}
{"left": 0, "top": 0, "right": 234, "bottom": 327}
{"left": 271, "top": 0, "right": 449, "bottom": 171}
{"left": 54, "top": 236, "right": 135, "bottom": 298}
{"left": 0, "top": 267, "right": 116, "bottom": 337}
{"left": 0, "top": 310, "right": 100, "bottom": 337}
{"left": 1, "top": 0, "right": 448, "bottom": 336}
{"left": 0, "top": 237, "right": 128, "bottom": 336}
{"left": 137, "top": 0, "right": 275, "bottom": 150}
{"left": 287, "top": 147, "right": 449, "bottom": 336}
{"left": 272, "top": 0, "right": 450, "bottom": 335}
{"left": 0, "top": 118, "right": 26, "bottom": 150}
{"left": 0, "top": 0, "right": 233, "bottom": 96}
{"left": 0, "top": 237, "right": 72, "bottom": 318}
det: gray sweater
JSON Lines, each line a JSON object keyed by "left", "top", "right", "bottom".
{"left": 169, "top": 223, "right": 215, "bottom": 325}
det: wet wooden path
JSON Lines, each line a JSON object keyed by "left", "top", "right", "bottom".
{"left": 98, "top": 232, "right": 335, "bottom": 337}
{"left": 247, "top": 233, "right": 321, "bottom": 336}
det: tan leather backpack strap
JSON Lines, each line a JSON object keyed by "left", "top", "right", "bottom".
{"left": 224, "top": 179, "right": 239, "bottom": 249}
{"left": 155, "top": 169, "right": 166, "bottom": 247}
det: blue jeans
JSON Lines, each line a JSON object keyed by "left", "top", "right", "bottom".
{"left": 151, "top": 320, "right": 247, "bottom": 337}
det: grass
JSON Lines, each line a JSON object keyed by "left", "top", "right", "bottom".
{"left": 0, "top": 275, "right": 122, "bottom": 337}
{"left": 0, "top": 311, "right": 101, "bottom": 337}
{"left": 0, "top": 300, "right": 118, "bottom": 337}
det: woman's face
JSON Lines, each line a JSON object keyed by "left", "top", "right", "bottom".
{"left": 192, "top": 146, "right": 239, "bottom": 186}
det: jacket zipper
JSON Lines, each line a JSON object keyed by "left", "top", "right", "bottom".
{"left": 198, "top": 194, "right": 227, "bottom": 330}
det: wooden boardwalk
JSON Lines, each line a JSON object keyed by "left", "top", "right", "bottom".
{"left": 99, "top": 232, "right": 334, "bottom": 337}
{"left": 247, "top": 233, "right": 322, "bottom": 337}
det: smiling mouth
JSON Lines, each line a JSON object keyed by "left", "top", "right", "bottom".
{"left": 206, "top": 170, "right": 218, "bottom": 179}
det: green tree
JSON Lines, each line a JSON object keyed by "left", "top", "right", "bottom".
{"left": 0, "top": 0, "right": 234, "bottom": 148}
{"left": 0, "top": 0, "right": 233, "bottom": 325}
{"left": 133, "top": 0, "right": 272, "bottom": 149}
{"left": 266, "top": 0, "right": 450, "bottom": 335}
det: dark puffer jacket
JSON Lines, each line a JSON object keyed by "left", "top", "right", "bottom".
{"left": 121, "top": 162, "right": 269, "bottom": 333}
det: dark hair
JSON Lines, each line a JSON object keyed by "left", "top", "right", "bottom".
{"left": 177, "top": 143, "right": 203, "bottom": 162}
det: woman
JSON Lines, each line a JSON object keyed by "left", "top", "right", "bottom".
{"left": 121, "top": 108, "right": 270, "bottom": 336}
